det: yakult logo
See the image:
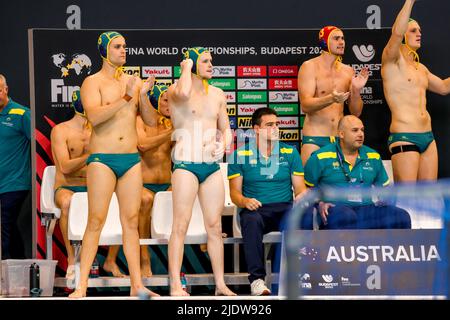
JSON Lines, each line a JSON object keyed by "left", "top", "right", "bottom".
{"left": 142, "top": 66, "right": 172, "bottom": 78}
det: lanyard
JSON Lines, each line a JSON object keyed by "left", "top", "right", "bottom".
{"left": 336, "top": 146, "right": 363, "bottom": 184}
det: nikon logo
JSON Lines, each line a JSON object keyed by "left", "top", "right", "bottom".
{"left": 238, "top": 117, "right": 252, "bottom": 128}
{"left": 279, "top": 129, "right": 299, "bottom": 141}
{"left": 227, "top": 105, "right": 236, "bottom": 116}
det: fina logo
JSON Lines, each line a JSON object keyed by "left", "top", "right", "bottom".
{"left": 352, "top": 45, "right": 375, "bottom": 62}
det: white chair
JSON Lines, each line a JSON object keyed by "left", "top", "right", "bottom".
{"left": 40, "top": 166, "right": 61, "bottom": 260}
{"left": 68, "top": 192, "right": 123, "bottom": 244}
{"left": 219, "top": 163, "right": 237, "bottom": 216}
{"left": 151, "top": 191, "right": 208, "bottom": 243}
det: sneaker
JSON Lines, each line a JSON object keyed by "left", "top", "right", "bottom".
{"left": 250, "top": 279, "right": 271, "bottom": 296}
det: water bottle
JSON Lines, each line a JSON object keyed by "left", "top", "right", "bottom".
{"left": 29, "top": 263, "right": 41, "bottom": 297}
{"left": 90, "top": 257, "right": 100, "bottom": 278}
{"left": 180, "top": 272, "right": 188, "bottom": 292}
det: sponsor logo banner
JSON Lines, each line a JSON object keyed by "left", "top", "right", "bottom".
{"left": 269, "top": 91, "right": 298, "bottom": 102}
{"left": 237, "top": 66, "right": 267, "bottom": 77}
{"left": 269, "top": 104, "right": 299, "bottom": 115}
{"left": 237, "top": 91, "right": 267, "bottom": 103}
{"left": 229, "top": 117, "right": 237, "bottom": 129}
{"left": 238, "top": 104, "right": 267, "bottom": 115}
{"left": 237, "top": 78, "right": 267, "bottom": 90}
{"left": 236, "top": 129, "right": 256, "bottom": 141}
{"left": 237, "top": 117, "right": 253, "bottom": 128}
{"left": 225, "top": 92, "right": 236, "bottom": 103}
{"left": 122, "top": 66, "right": 141, "bottom": 77}
{"left": 155, "top": 79, "right": 173, "bottom": 86}
{"left": 279, "top": 229, "right": 447, "bottom": 296}
{"left": 269, "top": 65, "right": 298, "bottom": 77}
{"left": 269, "top": 78, "right": 297, "bottom": 90}
{"left": 209, "top": 79, "right": 236, "bottom": 90}
{"left": 279, "top": 129, "right": 299, "bottom": 141}
{"left": 212, "top": 66, "right": 236, "bottom": 77}
{"left": 278, "top": 117, "right": 299, "bottom": 128}
{"left": 142, "top": 66, "right": 172, "bottom": 78}
{"left": 227, "top": 105, "right": 236, "bottom": 116}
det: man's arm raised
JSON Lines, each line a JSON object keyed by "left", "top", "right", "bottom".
{"left": 51, "top": 125, "right": 88, "bottom": 175}
{"left": 81, "top": 75, "right": 138, "bottom": 127}
{"left": 382, "top": 0, "right": 416, "bottom": 64}
{"left": 171, "top": 59, "right": 194, "bottom": 101}
{"left": 214, "top": 92, "right": 233, "bottom": 160}
{"left": 139, "top": 76, "right": 159, "bottom": 127}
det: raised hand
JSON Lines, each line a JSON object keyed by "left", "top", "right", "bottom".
{"left": 126, "top": 74, "right": 140, "bottom": 97}
{"left": 351, "top": 67, "right": 369, "bottom": 91}
{"left": 140, "top": 75, "right": 155, "bottom": 96}
{"left": 180, "top": 58, "right": 194, "bottom": 71}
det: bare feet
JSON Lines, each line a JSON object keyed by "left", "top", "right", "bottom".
{"left": 215, "top": 286, "right": 237, "bottom": 296}
{"left": 103, "top": 260, "right": 126, "bottom": 277}
{"left": 130, "top": 287, "right": 160, "bottom": 297}
{"left": 140, "top": 261, "right": 153, "bottom": 278}
{"left": 170, "top": 288, "right": 190, "bottom": 296}
{"left": 68, "top": 288, "right": 86, "bottom": 299}
{"left": 65, "top": 265, "right": 75, "bottom": 280}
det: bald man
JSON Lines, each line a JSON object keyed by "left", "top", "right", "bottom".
{"left": 302, "top": 115, "right": 411, "bottom": 230}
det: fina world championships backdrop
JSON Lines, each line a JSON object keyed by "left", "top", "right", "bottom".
{"left": 29, "top": 29, "right": 389, "bottom": 275}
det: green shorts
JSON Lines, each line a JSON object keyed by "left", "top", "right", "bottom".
{"left": 173, "top": 162, "right": 220, "bottom": 184}
{"left": 87, "top": 153, "right": 140, "bottom": 178}
{"left": 302, "top": 136, "right": 337, "bottom": 148}
{"left": 388, "top": 132, "right": 434, "bottom": 153}
{"left": 143, "top": 183, "right": 171, "bottom": 193}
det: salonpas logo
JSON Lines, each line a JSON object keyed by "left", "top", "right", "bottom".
{"left": 237, "top": 91, "right": 267, "bottom": 103}
{"left": 279, "top": 129, "right": 299, "bottom": 141}
{"left": 270, "top": 104, "right": 298, "bottom": 115}
{"left": 238, "top": 104, "right": 266, "bottom": 115}
{"left": 269, "top": 91, "right": 298, "bottom": 102}
{"left": 278, "top": 117, "right": 299, "bottom": 128}
{"left": 209, "top": 79, "right": 235, "bottom": 90}
{"left": 237, "top": 79, "right": 267, "bottom": 90}
{"left": 212, "top": 66, "right": 235, "bottom": 77}
{"left": 352, "top": 44, "right": 375, "bottom": 62}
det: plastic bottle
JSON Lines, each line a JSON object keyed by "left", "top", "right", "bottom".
{"left": 180, "top": 272, "right": 188, "bottom": 292}
{"left": 90, "top": 257, "right": 100, "bottom": 278}
{"left": 29, "top": 263, "right": 41, "bottom": 297}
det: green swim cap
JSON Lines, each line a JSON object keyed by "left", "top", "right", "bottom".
{"left": 148, "top": 84, "right": 169, "bottom": 113}
{"left": 183, "top": 47, "right": 209, "bottom": 76}
{"left": 71, "top": 89, "right": 85, "bottom": 117}
{"left": 98, "top": 31, "right": 123, "bottom": 60}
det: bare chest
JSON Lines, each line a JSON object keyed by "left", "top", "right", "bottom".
{"left": 316, "top": 69, "right": 351, "bottom": 95}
